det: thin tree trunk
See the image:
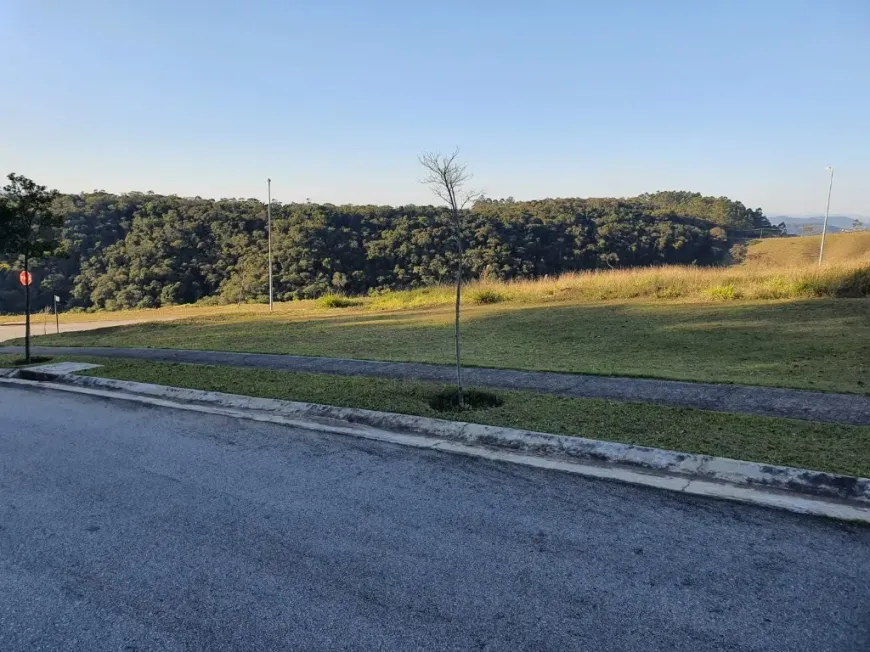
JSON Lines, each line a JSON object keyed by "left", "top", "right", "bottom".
{"left": 24, "top": 253, "right": 31, "bottom": 364}
{"left": 453, "top": 210, "right": 463, "bottom": 408}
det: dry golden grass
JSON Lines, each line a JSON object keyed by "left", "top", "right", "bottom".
{"left": 365, "top": 234, "right": 870, "bottom": 309}
{"left": 745, "top": 231, "right": 870, "bottom": 267}
{"left": 367, "top": 259, "right": 869, "bottom": 310}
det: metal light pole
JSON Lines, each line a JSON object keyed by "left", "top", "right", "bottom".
{"left": 267, "top": 178, "right": 273, "bottom": 311}
{"left": 818, "top": 166, "right": 834, "bottom": 266}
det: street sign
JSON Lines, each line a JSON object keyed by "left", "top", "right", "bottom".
{"left": 19, "top": 271, "right": 32, "bottom": 286}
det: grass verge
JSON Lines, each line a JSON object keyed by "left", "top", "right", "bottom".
{"left": 19, "top": 299, "right": 870, "bottom": 395}
{"left": 0, "top": 355, "right": 54, "bottom": 367}
{"left": 20, "top": 356, "right": 863, "bottom": 479}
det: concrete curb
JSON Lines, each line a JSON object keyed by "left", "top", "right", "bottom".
{"left": 5, "top": 366, "right": 870, "bottom": 517}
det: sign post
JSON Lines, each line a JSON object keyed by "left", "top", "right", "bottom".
{"left": 54, "top": 295, "right": 60, "bottom": 334}
{"left": 19, "top": 269, "right": 33, "bottom": 362}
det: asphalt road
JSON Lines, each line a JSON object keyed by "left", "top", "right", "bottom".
{"left": 1, "top": 386, "right": 868, "bottom": 651}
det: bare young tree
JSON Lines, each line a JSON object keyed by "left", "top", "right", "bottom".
{"left": 419, "top": 149, "right": 479, "bottom": 407}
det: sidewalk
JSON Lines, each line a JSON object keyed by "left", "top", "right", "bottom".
{"left": 0, "top": 320, "right": 150, "bottom": 343}
{"left": 2, "top": 345, "right": 868, "bottom": 425}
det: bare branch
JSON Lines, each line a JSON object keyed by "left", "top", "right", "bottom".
{"left": 459, "top": 187, "right": 482, "bottom": 210}
{"left": 418, "top": 148, "right": 473, "bottom": 214}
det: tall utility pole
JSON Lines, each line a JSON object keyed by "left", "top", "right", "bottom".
{"left": 267, "top": 178, "right": 273, "bottom": 311}
{"left": 818, "top": 166, "right": 834, "bottom": 266}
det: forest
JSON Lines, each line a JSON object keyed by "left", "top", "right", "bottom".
{"left": 0, "top": 190, "right": 772, "bottom": 313}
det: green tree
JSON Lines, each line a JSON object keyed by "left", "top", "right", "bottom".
{"left": 420, "top": 149, "right": 480, "bottom": 408}
{"left": 0, "top": 174, "right": 62, "bottom": 362}
{"left": 0, "top": 187, "right": 752, "bottom": 314}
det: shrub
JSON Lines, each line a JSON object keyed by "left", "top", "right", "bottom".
{"left": 704, "top": 284, "right": 741, "bottom": 301}
{"left": 752, "top": 277, "right": 796, "bottom": 300}
{"left": 794, "top": 276, "right": 832, "bottom": 298}
{"left": 834, "top": 267, "right": 870, "bottom": 298}
{"left": 14, "top": 356, "right": 53, "bottom": 366}
{"left": 471, "top": 288, "right": 509, "bottom": 305}
{"left": 653, "top": 285, "right": 688, "bottom": 299}
{"left": 316, "top": 294, "right": 361, "bottom": 309}
{"left": 429, "top": 389, "right": 504, "bottom": 412}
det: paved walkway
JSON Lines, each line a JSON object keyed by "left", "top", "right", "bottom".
{"left": 3, "top": 345, "right": 869, "bottom": 425}
{"left": 0, "top": 320, "right": 149, "bottom": 343}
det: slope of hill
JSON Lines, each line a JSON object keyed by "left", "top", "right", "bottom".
{"left": 745, "top": 231, "right": 870, "bottom": 267}
{"left": 1, "top": 190, "right": 770, "bottom": 314}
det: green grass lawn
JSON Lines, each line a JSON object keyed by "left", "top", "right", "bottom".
{"left": 5, "top": 354, "right": 870, "bottom": 476}
{"left": 19, "top": 298, "right": 870, "bottom": 395}
{"left": 0, "top": 354, "right": 57, "bottom": 367}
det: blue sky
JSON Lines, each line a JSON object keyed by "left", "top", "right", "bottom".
{"left": 1, "top": 0, "right": 868, "bottom": 215}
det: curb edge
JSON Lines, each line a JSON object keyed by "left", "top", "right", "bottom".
{"left": 6, "top": 368, "right": 869, "bottom": 511}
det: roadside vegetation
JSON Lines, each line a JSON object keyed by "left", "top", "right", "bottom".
{"left": 3, "top": 181, "right": 867, "bottom": 396}
{"left": 16, "top": 298, "right": 869, "bottom": 395}
{"left": 366, "top": 259, "right": 869, "bottom": 308}
{"left": 3, "top": 356, "right": 865, "bottom": 478}
{"left": 3, "top": 233, "right": 867, "bottom": 326}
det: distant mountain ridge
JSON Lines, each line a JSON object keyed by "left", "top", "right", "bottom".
{"left": 768, "top": 215, "right": 868, "bottom": 235}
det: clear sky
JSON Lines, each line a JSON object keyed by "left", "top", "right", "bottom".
{"left": 1, "top": 0, "right": 868, "bottom": 216}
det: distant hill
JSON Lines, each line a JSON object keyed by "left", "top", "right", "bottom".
{"left": 744, "top": 230, "right": 870, "bottom": 267}
{"left": 770, "top": 215, "right": 868, "bottom": 235}
{"left": 1, "top": 189, "right": 767, "bottom": 314}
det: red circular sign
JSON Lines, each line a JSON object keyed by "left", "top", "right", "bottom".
{"left": 19, "top": 271, "right": 32, "bottom": 286}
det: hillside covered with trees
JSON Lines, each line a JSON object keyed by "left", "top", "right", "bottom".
{"left": 0, "top": 190, "right": 771, "bottom": 313}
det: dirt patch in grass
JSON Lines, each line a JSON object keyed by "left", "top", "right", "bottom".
{"left": 13, "top": 356, "right": 53, "bottom": 366}
{"left": 429, "top": 389, "right": 504, "bottom": 412}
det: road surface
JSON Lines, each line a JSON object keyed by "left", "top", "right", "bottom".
{"left": 1, "top": 384, "right": 868, "bottom": 651}
{"left": 0, "top": 320, "right": 146, "bottom": 343}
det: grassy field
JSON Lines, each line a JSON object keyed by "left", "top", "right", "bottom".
{"left": 4, "top": 234, "right": 868, "bottom": 393}
{"left": 2, "top": 234, "right": 868, "bottom": 326}
{"left": 2, "top": 254, "right": 867, "bottom": 328}
{"left": 20, "top": 299, "right": 870, "bottom": 395}
{"left": 745, "top": 231, "right": 870, "bottom": 267}
{"left": 2, "top": 354, "right": 868, "bottom": 477}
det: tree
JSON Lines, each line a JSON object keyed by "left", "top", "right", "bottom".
{"left": 419, "top": 149, "right": 479, "bottom": 407}
{"left": 0, "top": 188, "right": 747, "bottom": 313}
{"left": 852, "top": 219, "right": 864, "bottom": 231}
{"left": 0, "top": 174, "right": 62, "bottom": 362}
